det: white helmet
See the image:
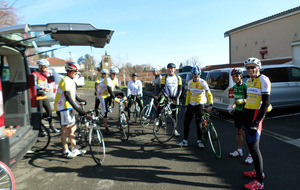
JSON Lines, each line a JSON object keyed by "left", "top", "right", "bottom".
{"left": 151, "top": 66, "right": 160, "bottom": 71}
{"left": 109, "top": 66, "right": 119, "bottom": 74}
{"left": 101, "top": 69, "right": 109, "bottom": 74}
{"left": 244, "top": 57, "right": 261, "bottom": 68}
{"left": 37, "top": 59, "right": 50, "bottom": 66}
{"left": 65, "top": 62, "right": 80, "bottom": 71}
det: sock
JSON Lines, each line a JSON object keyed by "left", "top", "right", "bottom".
{"left": 63, "top": 149, "right": 70, "bottom": 154}
{"left": 238, "top": 149, "right": 243, "bottom": 154}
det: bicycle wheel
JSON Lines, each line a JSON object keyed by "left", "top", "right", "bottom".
{"left": 31, "top": 124, "right": 51, "bottom": 152}
{"left": 207, "top": 122, "right": 221, "bottom": 159}
{"left": 76, "top": 120, "right": 89, "bottom": 147}
{"left": 135, "top": 103, "right": 140, "bottom": 123}
{"left": 120, "top": 112, "right": 130, "bottom": 141}
{"left": 140, "top": 104, "right": 156, "bottom": 127}
{"left": 153, "top": 114, "right": 175, "bottom": 143}
{"left": 88, "top": 125, "right": 105, "bottom": 165}
{"left": 0, "top": 161, "right": 15, "bottom": 190}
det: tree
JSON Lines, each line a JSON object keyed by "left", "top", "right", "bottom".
{"left": 0, "top": 0, "right": 20, "bottom": 28}
{"left": 183, "top": 57, "right": 203, "bottom": 67}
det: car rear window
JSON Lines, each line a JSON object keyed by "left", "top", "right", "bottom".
{"left": 291, "top": 67, "right": 300, "bottom": 81}
{"left": 262, "top": 68, "right": 289, "bottom": 82}
{"left": 206, "top": 71, "right": 229, "bottom": 90}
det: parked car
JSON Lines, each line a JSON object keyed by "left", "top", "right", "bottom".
{"left": 205, "top": 64, "right": 300, "bottom": 112}
{"left": 0, "top": 23, "right": 113, "bottom": 166}
{"left": 57, "top": 71, "right": 85, "bottom": 87}
{"left": 29, "top": 66, "right": 61, "bottom": 111}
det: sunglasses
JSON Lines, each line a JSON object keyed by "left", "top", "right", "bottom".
{"left": 231, "top": 74, "right": 240, "bottom": 77}
{"left": 168, "top": 67, "right": 175, "bottom": 70}
{"left": 246, "top": 66, "right": 256, "bottom": 70}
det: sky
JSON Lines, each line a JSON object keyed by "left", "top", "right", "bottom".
{"left": 10, "top": 0, "right": 300, "bottom": 68}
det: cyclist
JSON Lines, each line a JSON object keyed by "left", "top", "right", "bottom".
{"left": 229, "top": 68, "right": 253, "bottom": 164}
{"left": 151, "top": 66, "right": 162, "bottom": 102}
{"left": 32, "top": 59, "right": 60, "bottom": 133}
{"left": 54, "top": 62, "right": 87, "bottom": 159}
{"left": 94, "top": 69, "right": 109, "bottom": 115}
{"left": 177, "top": 66, "right": 213, "bottom": 148}
{"left": 156, "top": 63, "right": 182, "bottom": 137}
{"left": 97, "top": 66, "right": 127, "bottom": 134}
{"left": 127, "top": 73, "right": 143, "bottom": 119}
{"left": 243, "top": 58, "right": 270, "bottom": 190}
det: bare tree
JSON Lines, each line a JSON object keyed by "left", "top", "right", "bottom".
{"left": 183, "top": 56, "right": 203, "bottom": 67}
{"left": 0, "top": 0, "right": 20, "bottom": 28}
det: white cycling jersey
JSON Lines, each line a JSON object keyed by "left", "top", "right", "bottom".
{"left": 127, "top": 79, "right": 143, "bottom": 96}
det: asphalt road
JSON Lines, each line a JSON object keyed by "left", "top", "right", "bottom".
{"left": 11, "top": 88, "right": 300, "bottom": 190}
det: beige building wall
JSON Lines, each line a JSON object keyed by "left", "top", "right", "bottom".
{"left": 229, "top": 12, "right": 300, "bottom": 63}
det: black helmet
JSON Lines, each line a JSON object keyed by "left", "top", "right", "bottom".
{"left": 231, "top": 68, "right": 243, "bottom": 76}
{"left": 167, "top": 63, "right": 176, "bottom": 68}
{"left": 132, "top": 73, "right": 138, "bottom": 77}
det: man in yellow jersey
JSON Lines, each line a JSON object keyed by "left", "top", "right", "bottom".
{"left": 94, "top": 69, "right": 109, "bottom": 116}
{"left": 96, "top": 66, "right": 127, "bottom": 134}
{"left": 55, "top": 62, "right": 87, "bottom": 159}
{"left": 32, "top": 59, "right": 60, "bottom": 133}
{"left": 243, "top": 58, "right": 271, "bottom": 190}
{"left": 177, "top": 66, "right": 213, "bottom": 148}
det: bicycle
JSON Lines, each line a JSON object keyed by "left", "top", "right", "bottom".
{"left": 153, "top": 98, "right": 176, "bottom": 143}
{"left": 31, "top": 117, "right": 51, "bottom": 152}
{"left": 140, "top": 95, "right": 157, "bottom": 127}
{"left": 201, "top": 109, "right": 221, "bottom": 159}
{"left": 76, "top": 106, "right": 106, "bottom": 165}
{"left": 116, "top": 98, "right": 130, "bottom": 141}
{"left": 0, "top": 161, "right": 15, "bottom": 190}
{"left": 128, "top": 95, "right": 141, "bottom": 123}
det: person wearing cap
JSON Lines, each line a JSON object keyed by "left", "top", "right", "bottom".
{"left": 32, "top": 59, "right": 60, "bottom": 133}
{"left": 151, "top": 66, "right": 163, "bottom": 106}
{"left": 94, "top": 69, "right": 109, "bottom": 115}
{"left": 156, "top": 63, "right": 182, "bottom": 137}
{"left": 127, "top": 73, "right": 143, "bottom": 119}
{"left": 97, "top": 66, "right": 127, "bottom": 134}
{"left": 54, "top": 62, "right": 87, "bottom": 159}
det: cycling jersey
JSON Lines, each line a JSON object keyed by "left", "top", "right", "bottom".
{"left": 97, "top": 76, "right": 119, "bottom": 99}
{"left": 127, "top": 79, "right": 143, "bottom": 96}
{"left": 233, "top": 82, "right": 247, "bottom": 111}
{"left": 54, "top": 76, "right": 76, "bottom": 111}
{"left": 244, "top": 75, "right": 271, "bottom": 110}
{"left": 95, "top": 76, "right": 105, "bottom": 84}
{"left": 161, "top": 74, "right": 182, "bottom": 98}
{"left": 185, "top": 78, "right": 213, "bottom": 106}
{"left": 32, "top": 70, "right": 53, "bottom": 100}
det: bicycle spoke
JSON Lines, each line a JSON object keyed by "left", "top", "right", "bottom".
{"left": 89, "top": 126, "right": 105, "bottom": 165}
{"left": 0, "top": 161, "right": 15, "bottom": 190}
{"left": 153, "top": 114, "right": 175, "bottom": 143}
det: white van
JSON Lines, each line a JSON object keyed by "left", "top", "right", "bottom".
{"left": 206, "top": 64, "right": 300, "bottom": 112}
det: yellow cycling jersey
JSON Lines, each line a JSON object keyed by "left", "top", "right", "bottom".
{"left": 97, "top": 76, "right": 119, "bottom": 99}
{"left": 244, "top": 74, "right": 271, "bottom": 110}
{"left": 161, "top": 74, "right": 182, "bottom": 97}
{"left": 54, "top": 76, "right": 76, "bottom": 111}
{"left": 185, "top": 79, "right": 213, "bottom": 106}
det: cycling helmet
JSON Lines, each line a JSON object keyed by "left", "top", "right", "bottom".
{"left": 244, "top": 57, "right": 261, "bottom": 68}
{"left": 167, "top": 63, "right": 176, "bottom": 68}
{"left": 151, "top": 66, "right": 160, "bottom": 71}
{"left": 132, "top": 73, "right": 138, "bottom": 77}
{"left": 231, "top": 68, "right": 243, "bottom": 76}
{"left": 101, "top": 69, "right": 109, "bottom": 74}
{"left": 191, "top": 66, "right": 201, "bottom": 76}
{"left": 37, "top": 59, "right": 50, "bottom": 66}
{"left": 65, "top": 62, "right": 80, "bottom": 71}
{"left": 109, "top": 66, "right": 119, "bottom": 74}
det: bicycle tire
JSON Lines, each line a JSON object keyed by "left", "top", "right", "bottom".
{"left": 31, "top": 124, "right": 51, "bottom": 152}
{"left": 153, "top": 114, "right": 175, "bottom": 143}
{"left": 0, "top": 161, "right": 15, "bottom": 190}
{"left": 135, "top": 102, "right": 140, "bottom": 123}
{"left": 207, "top": 122, "right": 221, "bottom": 159}
{"left": 120, "top": 111, "right": 130, "bottom": 141}
{"left": 88, "top": 125, "right": 105, "bottom": 165}
{"left": 140, "top": 104, "right": 156, "bottom": 127}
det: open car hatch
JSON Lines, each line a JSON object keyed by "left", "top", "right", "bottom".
{"left": 0, "top": 23, "right": 114, "bottom": 48}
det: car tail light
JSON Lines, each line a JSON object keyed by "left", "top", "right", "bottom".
{"left": 229, "top": 88, "right": 234, "bottom": 98}
{"left": 28, "top": 74, "right": 37, "bottom": 107}
{"left": 0, "top": 79, "right": 5, "bottom": 128}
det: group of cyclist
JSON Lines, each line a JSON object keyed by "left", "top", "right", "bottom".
{"left": 35, "top": 56, "right": 269, "bottom": 189}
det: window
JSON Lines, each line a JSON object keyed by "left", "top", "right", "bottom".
{"left": 262, "top": 68, "right": 289, "bottom": 82}
{"left": 290, "top": 67, "right": 300, "bottom": 81}
{"left": 207, "top": 72, "right": 229, "bottom": 90}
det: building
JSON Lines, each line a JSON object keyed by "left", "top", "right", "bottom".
{"left": 99, "top": 51, "right": 112, "bottom": 70}
{"left": 224, "top": 6, "right": 300, "bottom": 66}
